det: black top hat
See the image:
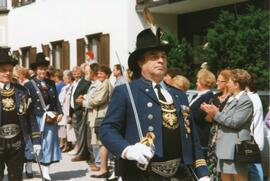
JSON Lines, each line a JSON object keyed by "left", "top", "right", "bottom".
{"left": 0, "top": 47, "right": 18, "bottom": 66}
{"left": 30, "top": 52, "right": 50, "bottom": 69}
{"left": 128, "top": 28, "right": 171, "bottom": 78}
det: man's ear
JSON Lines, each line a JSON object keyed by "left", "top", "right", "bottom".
{"left": 138, "top": 58, "right": 144, "bottom": 68}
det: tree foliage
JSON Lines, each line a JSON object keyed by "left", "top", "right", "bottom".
{"left": 201, "top": 6, "right": 269, "bottom": 90}
{"left": 162, "top": 31, "right": 196, "bottom": 86}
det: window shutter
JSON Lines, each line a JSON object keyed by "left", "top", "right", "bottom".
{"left": 12, "top": 0, "right": 18, "bottom": 7}
{"left": 29, "top": 47, "right": 36, "bottom": 66}
{"left": 62, "top": 41, "right": 70, "bottom": 70}
{"left": 77, "top": 38, "right": 85, "bottom": 66}
{"left": 42, "top": 44, "right": 50, "bottom": 57}
{"left": 100, "top": 34, "right": 110, "bottom": 67}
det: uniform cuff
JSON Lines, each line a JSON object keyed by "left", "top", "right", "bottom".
{"left": 194, "top": 159, "right": 209, "bottom": 178}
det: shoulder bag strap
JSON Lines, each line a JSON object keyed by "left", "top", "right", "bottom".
{"left": 30, "top": 79, "right": 47, "bottom": 111}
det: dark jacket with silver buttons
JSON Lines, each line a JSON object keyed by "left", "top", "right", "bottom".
{"left": 24, "top": 77, "right": 63, "bottom": 143}
{"left": 0, "top": 83, "right": 32, "bottom": 142}
{"left": 100, "top": 78, "right": 209, "bottom": 178}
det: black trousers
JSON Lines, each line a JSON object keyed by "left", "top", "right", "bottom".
{"left": 0, "top": 135, "right": 25, "bottom": 181}
{"left": 121, "top": 170, "right": 192, "bottom": 181}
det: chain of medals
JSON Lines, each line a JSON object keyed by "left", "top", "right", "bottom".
{"left": 0, "top": 88, "right": 16, "bottom": 111}
{"left": 159, "top": 100, "right": 179, "bottom": 129}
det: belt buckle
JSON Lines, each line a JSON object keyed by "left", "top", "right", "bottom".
{"left": 0, "top": 124, "right": 21, "bottom": 139}
{"left": 150, "top": 158, "right": 181, "bottom": 177}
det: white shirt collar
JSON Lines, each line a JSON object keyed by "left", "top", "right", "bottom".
{"left": 151, "top": 81, "right": 167, "bottom": 90}
{"left": 0, "top": 82, "right": 10, "bottom": 89}
{"left": 197, "top": 89, "right": 210, "bottom": 96}
{"left": 228, "top": 90, "right": 245, "bottom": 102}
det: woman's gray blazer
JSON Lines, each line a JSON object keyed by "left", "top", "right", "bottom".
{"left": 214, "top": 92, "right": 253, "bottom": 160}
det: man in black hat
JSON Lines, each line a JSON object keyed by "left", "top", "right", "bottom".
{"left": 0, "top": 47, "right": 33, "bottom": 180}
{"left": 100, "top": 28, "right": 210, "bottom": 180}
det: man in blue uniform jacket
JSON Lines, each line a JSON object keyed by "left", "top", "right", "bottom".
{"left": 0, "top": 47, "right": 33, "bottom": 180}
{"left": 100, "top": 28, "right": 210, "bottom": 180}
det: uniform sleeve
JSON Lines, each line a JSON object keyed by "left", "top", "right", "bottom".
{"left": 99, "top": 86, "right": 130, "bottom": 157}
{"left": 182, "top": 94, "right": 209, "bottom": 178}
{"left": 24, "top": 82, "right": 41, "bottom": 145}
{"left": 188, "top": 113, "right": 209, "bottom": 178}
{"left": 214, "top": 99, "right": 253, "bottom": 129}
{"left": 50, "top": 81, "right": 63, "bottom": 115}
{"left": 88, "top": 81, "right": 110, "bottom": 109}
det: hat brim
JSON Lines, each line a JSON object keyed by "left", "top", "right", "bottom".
{"left": 30, "top": 62, "right": 50, "bottom": 70}
{"left": 0, "top": 59, "right": 18, "bottom": 66}
{"left": 128, "top": 44, "right": 171, "bottom": 78}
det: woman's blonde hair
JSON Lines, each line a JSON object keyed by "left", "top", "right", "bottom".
{"left": 197, "top": 69, "right": 216, "bottom": 88}
{"left": 172, "top": 75, "right": 190, "bottom": 92}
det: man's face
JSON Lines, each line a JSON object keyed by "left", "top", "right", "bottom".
{"left": 140, "top": 50, "right": 167, "bottom": 78}
{"left": 0, "top": 64, "right": 13, "bottom": 83}
{"left": 72, "top": 69, "right": 82, "bottom": 80}
{"left": 97, "top": 71, "right": 107, "bottom": 82}
{"left": 36, "top": 66, "right": 47, "bottom": 80}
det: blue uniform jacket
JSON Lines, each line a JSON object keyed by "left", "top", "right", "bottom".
{"left": 100, "top": 78, "right": 209, "bottom": 178}
{"left": 190, "top": 91, "right": 214, "bottom": 147}
{"left": 24, "top": 77, "right": 63, "bottom": 144}
{"left": 0, "top": 83, "right": 32, "bottom": 142}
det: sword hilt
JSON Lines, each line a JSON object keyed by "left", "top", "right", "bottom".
{"left": 137, "top": 131, "right": 155, "bottom": 170}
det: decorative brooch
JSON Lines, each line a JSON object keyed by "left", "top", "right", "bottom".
{"left": 180, "top": 105, "right": 192, "bottom": 137}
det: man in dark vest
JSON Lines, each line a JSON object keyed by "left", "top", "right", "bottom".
{"left": 100, "top": 28, "right": 210, "bottom": 180}
{"left": 0, "top": 47, "right": 32, "bottom": 180}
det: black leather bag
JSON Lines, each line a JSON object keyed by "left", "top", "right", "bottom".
{"left": 94, "top": 117, "right": 104, "bottom": 135}
{"left": 234, "top": 138, "right": 261, "bottom": 163}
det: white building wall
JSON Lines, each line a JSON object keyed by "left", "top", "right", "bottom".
{"left": 0, "top": 15, "right": 8, "bottom": 46}
{"left": 8, "top": 0, "right": 131, "bottom": 68}
{"left": 7, "top": 0, "right": 178, "bottom": 69}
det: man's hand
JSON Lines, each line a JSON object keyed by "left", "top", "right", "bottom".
{"left": 124, "top": 143, "right": 154, "bottom": 165}
{"left": 75, "top": 95, "right": 84, "bottom": 105}
{"left": 33, "top": 144, "right": 41, "bottom": 155}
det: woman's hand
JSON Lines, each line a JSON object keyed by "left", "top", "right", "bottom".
{"left": 57, "top": 114, "right": 63, "bottom": 123}
{"left": 201, "top": 103, "right": 219, "bottom": 120}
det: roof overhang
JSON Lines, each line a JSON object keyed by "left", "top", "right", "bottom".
{"left": 136, "top": 0, "right": 248, "bottom": 14}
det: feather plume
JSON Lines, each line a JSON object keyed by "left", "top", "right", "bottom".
{"left": 143, "top": 7, "right": 157, "bottom": 35}
{"left": 200, "top": 62, "right": 209, "bottom": 70}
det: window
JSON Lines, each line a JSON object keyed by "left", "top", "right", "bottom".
{"left": 0, "top": 0, "right": 7, "bottom": 10}
{"left": 76, "top": 38, "right": 86, "bottom": 66}
{"left": 78, "top": 33, "right": 109, "bottom": 66}
{"left": 12, "top": 0, "right": 35, "bottom": 8}
{"left": 50, "top": 40, "right": 69, "bottom": 70}
{"left": 20, "top": 46, "right": 36, "bottom": 68}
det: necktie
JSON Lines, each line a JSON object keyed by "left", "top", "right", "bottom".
{"left": 155, "top": 84, "right": 166, "bottom": 102}
{"left": 3, "top": 84, "right": 8, "bottom": 90}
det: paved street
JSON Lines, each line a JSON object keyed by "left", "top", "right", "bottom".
{"left": 4, "top": 152, "right": 104, "bottom": 181}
